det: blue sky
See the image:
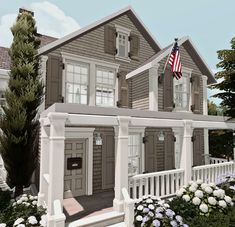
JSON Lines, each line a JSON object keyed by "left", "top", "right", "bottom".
{"left": 0, "top": 0, "right": 234, "bottom": 104}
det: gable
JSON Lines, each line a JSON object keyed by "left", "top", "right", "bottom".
{"left": 48, "top": 13, "right": 158, "bottom": 73}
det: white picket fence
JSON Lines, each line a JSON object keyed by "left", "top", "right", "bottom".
{"left": 192, "top": 161, "right": 235, "bottom": 183}
{"left": 128, "top": 169, "right": 185, "bottom": 200}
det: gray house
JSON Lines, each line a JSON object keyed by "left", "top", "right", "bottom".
{"left": 37, "top": 6, "right": 216, "bottom": 199}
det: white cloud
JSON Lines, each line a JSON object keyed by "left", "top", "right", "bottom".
{"left": 0, "top": 1, "right": 80, "bottom": 47}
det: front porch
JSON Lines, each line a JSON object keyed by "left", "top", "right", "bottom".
{"left": 37, "top": 104, "right": 235, "bottom": 227}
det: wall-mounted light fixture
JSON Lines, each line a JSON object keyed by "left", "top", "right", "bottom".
{"left": 158, "top": 131, "right": 165, "bottom": 141}
{"left": 95, "top": 133, "right": 102, "bottom": 146}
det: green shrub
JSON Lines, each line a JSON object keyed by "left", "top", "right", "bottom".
{"left": 0, "top": 189, "right": 12, "bottom": 212}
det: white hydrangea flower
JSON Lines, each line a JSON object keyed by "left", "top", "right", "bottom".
{"left": 17, "top": 224, "right": 25, "bottom": 227}
{"left": 163, "top": 203, "right": 170, "bottom": 208}
{"left": 213, "top": 189, "right": 220, "bottom": 197}
{"left": 148, "top": 204, "right": 155, "bottom": 210}
{"left": 192, "top": 197, "right": 201, "bottom": 205}
{"left": 218, "top": 189, "right": 225, "bottom": 199}
{"left": 0, "top": 224, "right": 6, "bottom": 227}
{"left": 28, "top": 216, "right": 38, "bottom": 225}
{"left": 29, "top": 195, "right": 34, "bottom": 200}
{"left": 137, "top": 205, "right": 143, "bottom": 211}
{"left": 209, "top": 183, "right": 216, "bottom": 188}
{"left": 230, "top": 202, "right": 234, "bottom": 207}
{"left": 176, "top": 188, "right": 185, "bottom": 197}
{"left": 13, "top": 218, "right": 24, "bottom": 226}
{"left": 188, "top": 181, "right": 194, "bottom": 185}
{"left": 191, "top": 182, "right": 198, "bottom": 189}
{"left": 199, "top": 203, "right": 208, "bottom": 213}
{"left": 189, "top": 186, "right": 197, "bottom": 192}
{"left": 142, "top": 195, "right": 148, "bottom": 199}
{"left": 219, "top": 200, "right": 227, "bottom": 208}
{"left": 196, "top": 179, "right": 203, "bottom": 184}
{"left": 224, "top": 196, "right": 232, "bottom": 204}
{"left": 32, "top": 201, "right": 37, "bottom": 205}
{"left": 208, "top": 197, "right": 217, "bottom": 205}
{"left": 39, "top": 215, "right": 47, "bottom": 227}
{"left": 16, "top": 199, "right": 22, "bottom": 205}
{"left": 201, "top": 183, "right": 208, "bottom": 190}
{"left": 136, "top": 215, "right": 143, "bottom": 221}
{"left": 182, "top": 195, "right": 190, "bottom": 202}
{"left": 195, "top": 190, "right": 204, "bottom": 198}
{"left": 204, "top": 186, "right": 213, "bottom": 194}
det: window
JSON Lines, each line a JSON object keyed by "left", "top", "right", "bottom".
{"left": 0, "top": 90, "right": 6, "bottom": 115}
{"left": 115, "top": 25, "right": 131, "bottom": 61}
{"left": 128, "top": 134, "right": 141, "bottom": 176}
{"left": 96, "top": 67, "right": 115, "bottom": 106}
{"left": 65, "top": 62, "right": 89, "bottom": 104}
{"left": 117, "top": 33, "right": 128, "bottom": 58}
{"left": 174, "top": 73, "right": 190, "bottom": 111}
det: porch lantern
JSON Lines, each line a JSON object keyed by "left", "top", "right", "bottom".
{"left": 158, "top": 131, "right": 165, "bottom": 141}
{"left": 95, "top": 133, "right": 103, "bottom": 146}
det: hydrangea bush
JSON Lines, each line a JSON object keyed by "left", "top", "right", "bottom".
{"left": 175, "top": 179, "right": 234, "bottom": 215}
{"left": 0, "top": 194, "right": 46, "bottom": 227}
{"left": 134, "top": 195, "right": 188, "bottom": 227}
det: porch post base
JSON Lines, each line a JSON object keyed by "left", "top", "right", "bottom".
{"left": 113, "top": 198, "right": 124, "bottom": 212}
{"left": 37, "top": 192, "right": 45, "bottom": 206}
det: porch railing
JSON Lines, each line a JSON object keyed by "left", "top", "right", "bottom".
{"left": 192, "top": 161, "right": 235, "bottom": 183}
{"left": 122, "top": 188, "right": 135, "bottom": 227}
{"left": 209, "top": 157, "right": 228, "bottom": 164}
{"left": 128, "top": 169, "right": 185, "bottom": 200}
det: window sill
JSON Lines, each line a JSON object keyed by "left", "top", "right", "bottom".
{"left": 115, "top": 56, "right": 131, "bottom": 63}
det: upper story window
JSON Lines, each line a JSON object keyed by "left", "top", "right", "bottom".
{"left": 173, "top": 71, "right": 191, "bottom": 111}
{"left": 96, "top": 67, "right": 115, "bottom": 106}
{"left": 65, "top": 62, "right": 89, "bottom": 104}
{"left": 115, "top": 25, "right": 131, "bottom": 61}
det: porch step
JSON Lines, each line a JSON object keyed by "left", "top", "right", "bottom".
{"left": 68, "top": 211, "right": 124, "bottom": 227}
{"left": 107, "top": 222, "right": 126, "bottom": 227}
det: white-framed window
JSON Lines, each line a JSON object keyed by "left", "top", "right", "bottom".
{"left": 128, "top": 134, "right": 141, "bottom": 177}
{"left": 0, "top": 90, "right": 6, "bottom": 115}
{"left": 115, "top": 25, "right": 131, "bottom": 61}
{"left": 173, "top": 72, "right": 190, "bottom": 111}
{"left": 96, "top": 67, "right": 115, "bottom": 107}
{"left": 65, "top": 62, "right": 89, "bottom": 104}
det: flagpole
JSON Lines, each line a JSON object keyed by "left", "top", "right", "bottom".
{"left": 159, "top": 38, "right": 178, "bottom": 83}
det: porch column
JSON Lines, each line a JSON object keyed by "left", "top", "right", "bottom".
{"left": 204, "top": 129, "right": 210, "bottom": 164}
{"left": 38, "top": 118, "right": 50, "bottom": 206}
{"left": 47, "top": 113, "right": 68, "bottom": 216}
{"left": 149, "top": 64, "right": 159, "bottom": 111}
{"left": 113, "top": 116, "right": 130, "bottom": 212}
{"left": 180, "top": 120, "right": 193, "bottom": 184}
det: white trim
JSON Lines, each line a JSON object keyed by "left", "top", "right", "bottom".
{"left": 202, "top": 75, "right": 208, "bottom": 115}
{"left": 65, "top": 127, "right": 95, "bottom": 196}
{"left": 149, "top": 64, "right": 159, "bottom": 111}
{"left": 0, "top": 69, "right": 10, "bottom": 77}
{"left": 39, "top": 6, "right": 161, "bottom": 55}
{"left": 115, "top": 24, "right": 131, "bottom": 35}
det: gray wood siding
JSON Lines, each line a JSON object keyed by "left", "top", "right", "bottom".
{"left": 130, "top": 70, "right": 149, "bottom": 110}
{"left": 93, "top": 127, "right": 114, "bottom": 193}
{"left": 193, "top": 128, "right": 205, "bottom": 166}
{"left": 145, "top": 128, "right": 173, "bottom": 172}
{"left": 158, "top": 44, "right": 204, "bottom": 114}
{"left": 48, "top": 14, "right": 156, "bottom": 73}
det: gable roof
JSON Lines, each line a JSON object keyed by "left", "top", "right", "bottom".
{"left": 126, "top": 36, "right": 216, "bottom": 84}
{"left": 0, "top": 34, "right": 57, "bottom": 70}
{"left": 38, "top": 6, "right": 161, "bottom": 55}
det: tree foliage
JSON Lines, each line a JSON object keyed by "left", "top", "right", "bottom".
{"left": 211, "top": 37, "right": 235, "bottom": 118}
{"left": 0, "top": 10, "right": 43, "bottom": 196}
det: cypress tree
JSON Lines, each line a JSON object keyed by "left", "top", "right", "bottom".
{"left": 0, "top": 9, "right": 43, "bottom": 197}
{"left": 211, "top": 37, "right": 235, "bottom": 118}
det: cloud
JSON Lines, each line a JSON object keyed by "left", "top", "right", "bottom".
{"left": 0, "top": 1, "right": 80, "bottom": 47}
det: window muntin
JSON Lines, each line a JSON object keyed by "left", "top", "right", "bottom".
{"left": 117, "top": 32, "right": 128, "bottom": 58}
{"left": 96, "top": 67, "right": 115, "bottom": 106}
{"left": 65, "top": 62, "right": 89, "bottom": 104}
{"left": 174, "top": 73, "right": 190, "bottom": 111}
{"left": 128, "top": 134, "right": 141, "bottom": 176}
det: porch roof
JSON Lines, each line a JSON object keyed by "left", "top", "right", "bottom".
{"left": 41, "top": 103, "right": 235, "bottom": 130}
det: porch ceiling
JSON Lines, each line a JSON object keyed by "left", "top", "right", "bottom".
{"left": 41, "top": 104, "right": 235, "bottom": 129}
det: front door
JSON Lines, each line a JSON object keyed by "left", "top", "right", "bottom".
{"left": 64, "top": 139, "right": 86, "bottom": 197}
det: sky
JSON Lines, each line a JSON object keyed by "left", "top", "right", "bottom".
{"left": 0, "top": 0, "right": 234, "bottom": 104}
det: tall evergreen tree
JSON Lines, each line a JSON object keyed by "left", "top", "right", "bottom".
{"left": 211, "top": 37, "right": 235, "bottom": 118}
{"left": 0, "top": 9, "right": 43, "bottom": 196}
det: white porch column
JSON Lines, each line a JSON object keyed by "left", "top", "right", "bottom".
{"left": 38, "top": 118, "right": 50, "bottom": 206}
{"left": 204, "top": 129, "right": 210, "bottom": 164}
{"left": 180, "top": 120, "right": 193, "bottom": 184}
{"left": 39, "top": 55, "right": 48, "bottom": 114}
{"left": 113, "top": 116, "right": 131, "bottom": 212}
{"left": 149, "top": 64, "right": 159, "bottom": 111}
{"left": 47, "top": 113, "right": 68, "bottom": 216}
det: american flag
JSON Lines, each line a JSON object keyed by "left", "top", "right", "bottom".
{"left": 168, "top": 40, "right": 182, "bottom": 79}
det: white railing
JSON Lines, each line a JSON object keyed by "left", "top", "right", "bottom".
{"left": 129, "top": 169, "right": 185, "bottom": 200}
{"left": 210, "top": 157, "right": 228, "bottom": 164}
{"left": 122, "top": 188, "right": 135, "bottom": 227}
{"left": 48, "top": 200, "right": 66, "bottom": 227}
{"left": 192, "top": 161, "right": 235, "bottom": 183}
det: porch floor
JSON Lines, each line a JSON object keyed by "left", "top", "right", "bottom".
{"left": 63, "top": 189, "right": 114, "bottom": 223}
